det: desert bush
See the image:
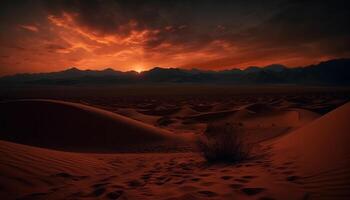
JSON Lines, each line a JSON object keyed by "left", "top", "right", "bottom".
{"left": 197, "top": 122, "right": 250, "bottom": 163}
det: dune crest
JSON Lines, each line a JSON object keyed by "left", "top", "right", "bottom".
{"left": 272, "top": 102, "right": 350, "bottom": 199}
{"left": 0, "top": 99, "right": 190, "bottom": 152}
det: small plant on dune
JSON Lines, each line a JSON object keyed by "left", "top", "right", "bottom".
{"left": 197, "top": 122, "right": 251, "bottom": 163}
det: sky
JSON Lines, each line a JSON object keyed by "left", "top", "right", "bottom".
{"left": 0, "top": 0, "right": 349, "bottom": 75}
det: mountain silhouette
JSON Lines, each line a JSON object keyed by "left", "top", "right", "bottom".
{"left": 0, "top": 58, "right": 349, "bottom": 86}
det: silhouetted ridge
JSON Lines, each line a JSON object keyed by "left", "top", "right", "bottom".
{"left": 0, "top": 58, "right": 349, "bottom": 86}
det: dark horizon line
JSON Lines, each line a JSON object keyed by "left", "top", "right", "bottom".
{"left": 2, "top": 57, "right": 350, "bottom": 78}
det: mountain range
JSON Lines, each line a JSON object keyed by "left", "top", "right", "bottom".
{"left": 1, "top": 58, "right": 349, "bottom": 86}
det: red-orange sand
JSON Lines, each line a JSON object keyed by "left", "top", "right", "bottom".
{"left": 0, "top": 98, "right": 349, "bottom": 200}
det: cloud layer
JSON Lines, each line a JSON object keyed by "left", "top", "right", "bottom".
{"left": 0, "top": 0, "right": 349, "bottom": 75}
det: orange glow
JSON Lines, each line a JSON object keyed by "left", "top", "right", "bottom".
{"left": 133, "top": 66, "right": 144, "bottom": 73}
{"left": 1, "top": 10, "right": 349, "bottom": 76}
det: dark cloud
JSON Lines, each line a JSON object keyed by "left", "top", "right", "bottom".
{"left": 246, "top": 0, "right": 350, "bottom": 43}
{"left": 0, "top": 0, "right": 350, "bottom": 75}
{"left": 231, "top": 0, "right": 350, "bottom": 63}
{"left": 42, "top": 0, "right": 350, "bottom": 52}
{"left": 43, "top": 1, "right": 284, "bottom": 48}
{"left": 45, "top": 0, "right": 190, "bottom": 35}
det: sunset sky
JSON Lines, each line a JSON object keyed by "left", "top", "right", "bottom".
{"left": 0, "top": 0, "right": 349, "bottom": 75}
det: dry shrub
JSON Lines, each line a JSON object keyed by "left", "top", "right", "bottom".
{"left": 197, "top": 122, "right": 250, "bottom": 163}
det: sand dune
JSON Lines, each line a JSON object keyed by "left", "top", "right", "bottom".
{"left": 183, "top": 109, "right": 239, "bottom": 122}
{"left": 115, "top": 107, "right": 160, "bottom": 125}
{"left": 211, "top": 102, "right": 236, "bottom": 112}
{"left": 244, "top": 103, "right": 275, "bottom": 113}
{"left": 0, "top": 139, "right": 306, "bottom": 200}
{"left": 0, "top": 99, "right": 190, "bottom": 152}
{"left": 0, "top": 140, "right": 107, "bottom": 199}
{"left": 181, "top": 107, "right": 319, "bottom": 142}
{"left": 240, "top": 109, "right": 320, "bottom": 143}
{"left": 171, "top": 105, "right": 199, "bottom": 118}
{"left": 271, "top": 102, "right": 350, "bottom": 199}
{"left": 138, "top": 105, "right": 180, "bottom": 116}
{"left": 0, "top": 97, "right": 348, "bottom": 199}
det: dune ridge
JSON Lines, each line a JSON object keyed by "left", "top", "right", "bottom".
{"left": 0, "top": 98, "right": 349, "bottom": 199}
{"left": 0, "top": 139, "right": 127, "bottom": 200}
{"left": 272, "top": 102, "right": 350, "bottom": 199}
{"left": 0, "top": 99, "right": 190, "bottom": 152}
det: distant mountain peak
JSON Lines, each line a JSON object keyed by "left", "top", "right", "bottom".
{"left": 263, "top": 64, "right": 287, "bottom": 72}
{"left": 102, "top": 68, "right": 115, "bottom": 72}
{"left": 63, "top": 67, "right": 82, "bottom": 73}
{"left": 1, "top": 58, "right": 349, "bottom": 86}
{"left": 244, "top": 66, "right": 260, "bottom": 72}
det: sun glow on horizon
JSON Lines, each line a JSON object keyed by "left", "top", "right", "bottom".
{"left": 133, "top": 66, "right": 144, "bottom": 73}
{"left": 1, "top": 1, "right": 349, "bottom": 76}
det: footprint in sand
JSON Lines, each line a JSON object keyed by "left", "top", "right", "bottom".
{"left": 156, "top": 175, "right": 167, "bottom": 181}
{"left": 181, "top": 166, "right": 192, "bottom": 171}
{"left": 174, "top": 179, "right": 186, "bottom": 185}
{"left": 141, "top": 173, "right": 152, "bottom": 182}
{"left": 50, "top": 187, "right": 62, "bottom": 192}
{"left": 229, "top": 183, "right": 244, "bottom": 189}
{"left": 198, "top": 173, "right": 212, "bottom": 177}
{"left": 234, "top": 178, "right": 250, "bottom": 183}
{"left": 197, "top": 190, "right": 218, "bottom": 197}
{"left": 91, "top": 187, "right": 106, "bottom": 197}
{"left": 221, "top": 175, "right": 233, "bottom": 180}
{"left": 179, "top": 185, "right": 198, "bottom": 192}
{"left": 240, "top": 187, "right": 266, "bottom": 196}
{"left": 191, "top": 178, "right": 201, "bottom": 182}
{"left": 127, "top": 180, "right": 144, "bottom": 188}
{"left": 171, "top": 174, "right": 183, "bottom": 177}
{"left": 200, "top": 181, "right": 216, "bottom": 186}
{"left": 52, "top": 172, "right": 88, "bottom": 181}
{"left": 111, "top": 184, "right": 125, "bottom": 189}
{"left": 106, "top": 190, "right": 124, "bottom": 199}
{"left": 241, "top": 175, "right": 257, "bottom": 179}
{"left": 91, "top": 182, "right": 110, "bottom": 188}
{"left": 286, "top": 175, "right": 300, "bottom": 182}
{"left": 17, "top": 192, "right": 47, "bottom": 200}
{"left": 53, "top": 172, "right": 74, "bottom": 178}
{"left": 182, "top": 174, "right": 192, "bottom": 179}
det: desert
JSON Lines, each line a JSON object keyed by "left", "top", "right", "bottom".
{"left": 1, "top": 1, "right": 350, "bottom": 199}
{"left": 1, "top": 86, "right": 350, "bottom": 200}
